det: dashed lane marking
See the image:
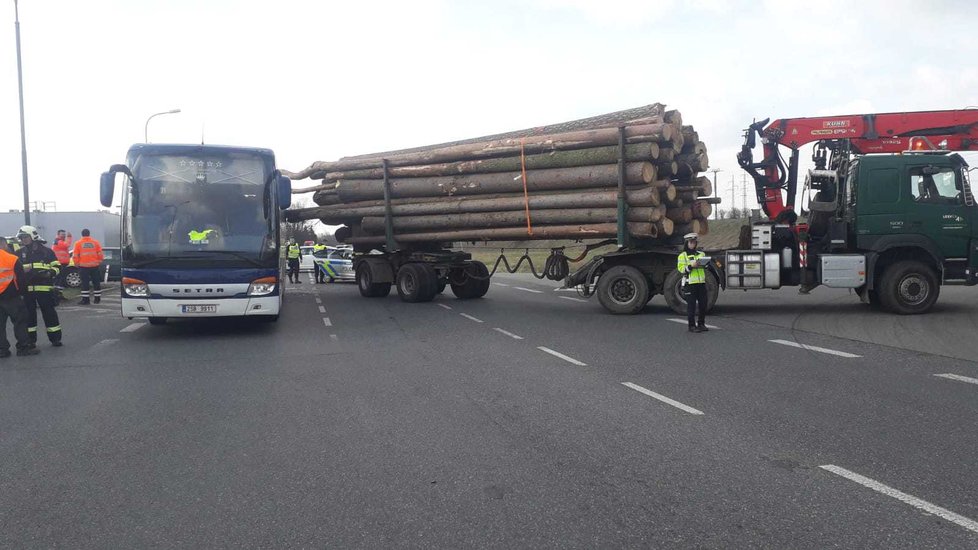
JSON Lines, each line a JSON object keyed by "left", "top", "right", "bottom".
{"left": 119, "top": 323, "right": 145, "bottom": 333}
{"left": 933, "top": 373, "right": 978, "bottom": 386}
{"left": 514, "top": 286, "right": 543, "bottom": 294}
{"left": 667, "top": 318, "right": 720, "bottom": 330}
{"left": 819, "top": 464, "right": 978, "bottom": 534}
{"left": 330, "top": 334, "right": 338, "bottom": 341}
{"left": 560, "top": 296, "right": 588, "bottom": 303}
{"left": 769, "top": 339, "right": 861, "bottom": 358}
{"left": 323, "top": 317, "right": 332, "bottom": 327}
{"left": 437, "top": 304, "right": 452, "bottom": 310}
{"left": 553, "top": 287, "right": 579, "bottom": 292}
{"left": 621, "top": 382, "right": 705, "bottom": 415}
{"left": 315, "top": 297, "right": 322, "bottom": 304}
{"left": 493, "top": 328, "right": 523, "bottom": 340}
{"left": 538, "top": 346, "right": 586, "bottom": 366}
{"left": 459, "top": 313, "right": 483, "bottom": 323}
{"left": 493, "top": 282, "right": 510, "bottom": 287}
{"left": 318, "top": 305, "right": 326, "bottom": 313}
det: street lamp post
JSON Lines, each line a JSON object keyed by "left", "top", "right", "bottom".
{"left": 14, "top": 0, "right": 30, "bottom": 225}
{"left": 144, "top": 109, "right": 181, "bottom": 142}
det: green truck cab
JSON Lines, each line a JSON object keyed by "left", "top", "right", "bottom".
{"left": 845, "top": 152, "right": 976, "bottom": 312}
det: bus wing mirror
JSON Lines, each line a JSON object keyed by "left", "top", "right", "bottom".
{"left": 100, "top": 164, "right": 132, "bottom": 208}
{"left": 278, "top": 175, "right": 292, "bottom": 209}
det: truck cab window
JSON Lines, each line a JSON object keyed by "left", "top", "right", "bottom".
{"left": 910, "top": 167, "right": 961, "bottom": 204}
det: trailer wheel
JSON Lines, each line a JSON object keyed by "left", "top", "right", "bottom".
{"left": 663, "top": 270, "right": 719, "bottom": 315}
{"left": 596, "top": 265, "right": 650, "bottom": 315}
{"left": 878, "top": 260, "right": 939, "bottom": 314}
{"left": 451, "top": 261, "right": 490, "bottom": 299}
{"left": 357, "top": 262, "right": 391, "bottom": 298}
{"left": 397, "top": 263, "right": 438, "bottom": 303}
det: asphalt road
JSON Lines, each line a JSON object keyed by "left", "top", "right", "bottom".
{"left": 1, "top": 275, "right": 977, "bottom": 548}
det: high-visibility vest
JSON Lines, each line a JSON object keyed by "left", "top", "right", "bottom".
{"left": 0, "top": 250, "right": 17, "bottom": 294}
{"left": 73, "top": 237, "right": 104, "bottom": 267}
{"left": 287, "top": 244, "right": 301, "bottom": 259}
{"left": 678, "top": 250, "right": 707, "bottom": 285}
{"left": 53, "top": 237, "right": 72, "bottom": 264}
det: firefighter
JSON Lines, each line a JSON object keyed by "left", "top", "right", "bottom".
{"left": 286, "top": 238, "right": 301, "bottom": 284}
{"left": 72, "top": 228, "right": 105, "bottom": 305}
{"left": 313, "top": 243, "right": 328, "bottom": 283}
{"left": 16, "top": 226, "right": 63, "bottom": 347}
{"left": 51, "top": 229, "right": 72, "bottom": 290}
{"left": 0, "top": 237, "right": 38, "bottom": 357}
{"left": 677, "top": 232, "right": 709, "bottom": 333}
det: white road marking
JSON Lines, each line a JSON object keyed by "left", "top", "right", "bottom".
{"left": 330, "top": 334, "right": 338, "bottom": 341}
{"left": 315, "top": 297, "right": 322, "bottom": 304}
{"left": 119, "top": 323, "right": 145, "bottom": 333}
{"left": 769, "top": 339, "right": 861, "bottom": 358}
{"left": 493, "top": 282, "right": 510, "bottom": 287}
{"left": 553, "top": 287, "right": 580, "bottom": 292}
{"left": 318, "top": 305, "right": 326, "bottom": 313}
{"left": 493, "top": 328, "right": 523, "bottom": 340}
{"left": 933, "top": 373, "right": 978, "bottom": 386}
{"left": 90, "top": 338, "right": 119, "bottom": 351}
{"left": 819, "top": 464, "right": 978, "bottom": 534}
{"left": 323, "top": 317, "right": 332, "bottom": 327}
{"left": 459, "top": 313, "right": 483, "bottom": 323}
{"left": 538, "top": 346, "right": 586, "bottom": 366}
{"left": 667, "top": 318, "right": 720, "bottom": 329}
{"left": 621, "top": 382, "right": 705, "bottom": 415}
{"left": 560, "top": 296, "right": 588, "bottom": 303}
{"left": 437, "top": 304, "right": 452, "bottom": 310}
{"left": 514, "top": 286, "right": 543, "bottom": 294}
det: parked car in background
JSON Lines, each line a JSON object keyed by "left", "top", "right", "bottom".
{"left": 61, "top": 246, "right": 121, "bottom": 287}
{"left": 313, "top": 246, "right": 355, "bottom": 282}
{"left": 299, "top": 245, "right": 316, "bottom": 273}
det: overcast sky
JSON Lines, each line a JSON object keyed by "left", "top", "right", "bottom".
{"left": 1, "top": 0, "right": 976, "bottom": 219}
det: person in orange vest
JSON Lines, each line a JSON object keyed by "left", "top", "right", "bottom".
{"left": 0, "top": 236, "right": 39, "bottom": 357}
{"left": 51, "top": 229, "right": 72, "bottom": 290}
{"left": 72, "top": 228, "right": 105, "bottom": 305}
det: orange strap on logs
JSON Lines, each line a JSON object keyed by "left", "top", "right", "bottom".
{"left": 520, "top": 138, "right": 533, "bottom": 236}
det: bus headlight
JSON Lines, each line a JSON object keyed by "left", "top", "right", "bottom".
{"left": 247, "top": 276, "right": 277, "bottom": 296}
{"left": 122, "top": 277, "right": 149, "bottom": 297}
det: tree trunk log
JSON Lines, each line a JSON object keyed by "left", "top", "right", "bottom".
{"left": 320, "top": 143, "right": 661, "bottom": 181}
{"left": 359, "top": 206, "right": 666, "bottom": 234}
{"left": 666, "top": 207, "right": 693, "bottom": 224}
{"left": 342, "top": 222, "right": 658, "bottom": 245}
{"left": 334, "top": 162, "right": 655, "bottom": 202}
{"left": 283, "top": 123, "right": 677, "bottom": 179}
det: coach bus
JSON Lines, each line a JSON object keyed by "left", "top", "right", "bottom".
{"left": 100, "top": 144, "right": 291, "bottom": 324}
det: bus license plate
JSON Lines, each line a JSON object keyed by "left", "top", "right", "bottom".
{"left": 181, "top": 304, "right": 217, "bottom": 314}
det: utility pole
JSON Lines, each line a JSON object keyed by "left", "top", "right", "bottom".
{"left": 741, "top": 173, "right": 748, "bottom": 218}
{"left": 708, "top": 168, "right": 722, "bottom": 220}
{"left": 14, "top": 0, "right": 30, "bottom": 225}
{"left": 729, "top": 175, "right": 736, "bottom": 218}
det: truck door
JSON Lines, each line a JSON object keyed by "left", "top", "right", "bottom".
{"left": 906, "top": 164, "right": 972, "bottom": 267}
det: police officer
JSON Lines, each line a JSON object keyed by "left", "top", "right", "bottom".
{"left": 17, "top": 226, "right": 63, "bottom": 346}
{"left": 678, "top": 232, "right": 709, "bottom": 333}
{"left": 72, "top": 228, "right": 105, "bottom": 304}
{"left": 0, "top": 236, "right": 38, "bottom": 357}
{"left": 286, "top": 238, "right": 301, "bottom": 284}
{"left": 313, "top": 243, "right": 328, "bottom": 284}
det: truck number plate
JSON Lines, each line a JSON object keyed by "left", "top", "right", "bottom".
{"left": 181, "top": 304, "right": 217, "bottom": 314}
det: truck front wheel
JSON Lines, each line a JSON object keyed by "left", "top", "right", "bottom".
{"left": 878, "top": 260, "right": 939, "bottom": 314}
{"left": 596, "top": 265, "right": 650, "bottom": 315}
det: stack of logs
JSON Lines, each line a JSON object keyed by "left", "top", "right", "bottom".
{"left": 284, "top": 103, "right": 719, "bottom": 245}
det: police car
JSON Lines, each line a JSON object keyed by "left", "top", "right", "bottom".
{"left": 313, "top": 246, "right": 355, "bottom": 282}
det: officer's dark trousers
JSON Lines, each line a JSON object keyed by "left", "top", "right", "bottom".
{"left": 0, "top": 294, "right": 30, "bottom": 351}
{"left": 686, "top": 282, "right": 707, "bottom": 328}
{"left": 287, "top": 259, "right": 300, "bottom": 282}
{"left": 25, "top": 291, "right": 61, "bottom": 344}
{"left": 79, "top": 267, "right": 102, "bottom": 300}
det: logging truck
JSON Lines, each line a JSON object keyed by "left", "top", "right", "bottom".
{"left": 568, "top": 109, "right": 978, "bottom": 315}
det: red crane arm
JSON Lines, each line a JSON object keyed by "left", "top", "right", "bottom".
{"left": 738, "top": 109, "right": 978, "bottom": 221}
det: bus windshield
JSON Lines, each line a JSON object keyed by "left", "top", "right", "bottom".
{"left": 126, "top": 152, "right": 275, "bottom": 265}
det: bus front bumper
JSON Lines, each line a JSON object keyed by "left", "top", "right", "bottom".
{"left": 122, "top": 296, "right": 280, "bottom": 318}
